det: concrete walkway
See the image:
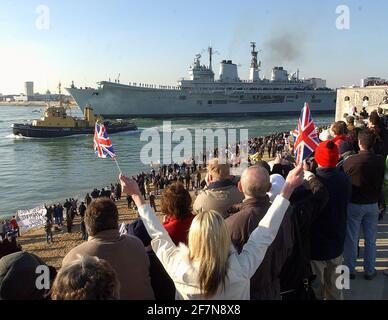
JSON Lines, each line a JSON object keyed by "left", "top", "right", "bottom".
{"left": 344, "top": 214, "right": 388, "bottom": 300}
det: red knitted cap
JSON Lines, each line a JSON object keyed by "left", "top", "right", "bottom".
{"left": 314, "top": 140, "right": 340, "bottom": 167}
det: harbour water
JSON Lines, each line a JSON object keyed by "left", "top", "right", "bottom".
{"left": 0, "top": 105, "right": 334, "bottom": 217}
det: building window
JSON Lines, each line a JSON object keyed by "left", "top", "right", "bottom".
{"left": 179, "top": 96, "right": 187, "bottom": 100}
{"left": 344, "top": 96, "right": 350, "bottom": 101}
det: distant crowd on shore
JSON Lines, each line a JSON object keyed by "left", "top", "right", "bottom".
{"left": 2, "top": 107, "right": 388, "bottom": 300}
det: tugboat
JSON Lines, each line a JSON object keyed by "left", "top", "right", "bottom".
{"left": 12, "top": 83, "right": 137, "bottom": 138}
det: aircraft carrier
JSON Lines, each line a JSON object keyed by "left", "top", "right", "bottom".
{"left": 66, "top": 43, "right": 336, "bottom": 118}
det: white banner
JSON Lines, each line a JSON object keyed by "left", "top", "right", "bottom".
{"left": 16, "top": 205, "right": 47, "bottom": 234}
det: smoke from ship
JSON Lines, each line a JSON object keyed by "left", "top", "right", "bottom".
{"left": 264, "top": 29, "right": 306, "bottom": 65}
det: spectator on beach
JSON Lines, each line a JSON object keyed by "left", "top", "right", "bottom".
{"left": 0, "top": 221, "right": 4, "bottom": 240}
{"left": 149, "top": 192, "right": 157, "bottom": 212}
{"left": 120, "top": 165, "right": 304, "bottom": 300}
{"left": 310, "top": 140, "right": 351, "bottom": 300}
{"left": 80, "top": 216, "right": 88, "bottom": 241}
{"left": 115, "top": 183, "right": 122, "bottom": 201}
{"left": 54, "top": 204, "right": 64, "bottom": 226}
{"left": 9, "top": 216, "right": 20, "bottom": 237}
{"left": 190, "top": 172, "right": 196, "bottom": 190}
{"left": 161, "top": 182, "right": 195, "bottom": 246}
{"left": 2, "top": 221, "right": 12, "bottom": 237}
{"left": 91, "top": 189, "right": 100, "bottom": 199}
{"left": 85, "top": 193, "right": 92, "bottom": 206}
{"left": 44, "top": 205, "right": 54, "bottom": 222}
{"left": 45, "top": 220, "right": 53, "bottom": 244}
{"left": 343, "top": 129, "right": 385, "bottom": 280}
{"left": 66, "top": 212, "right": 73, "bottom": 234}
{"left": 62, "top": 198, "right": 155, "bottom": 300}
{"left": 0, "top": 252, "right": 56, "bottom": 300}
{"left": 193, "top": 158, "right": 244, "bottom": 218}
{"left": 79, "top": 202, "right": 87, "bottom": 218}
{"left": 52, "top": 256, "right": 120, "bottom": 300}
{"left": 63, "top": 199, "right": 71, "bottom": 217}
{"left": 70, "top": 199, "right": 78, "bottom": 220}
{"left": 225, "top": 165, "right": 294, "bottom": 300}
{"left": 196, "top": 171, "right": 202, "bottom": 189}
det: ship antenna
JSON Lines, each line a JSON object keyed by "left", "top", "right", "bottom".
{"left": 58, "top": 82, "right": 62, "bottom": 107}
{"left": 208, "top": 46, "right": 213, "bottom": 71}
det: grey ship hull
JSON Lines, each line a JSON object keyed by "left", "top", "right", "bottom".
{"left": 66, "top": 82, "right": 336, "bottom": 118}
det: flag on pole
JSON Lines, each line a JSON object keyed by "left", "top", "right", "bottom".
{"left": 292, "top": 103, "right": 320, "bottom": 164}
{"left": 94, "top": 122, "right": 116, "bottom": 158}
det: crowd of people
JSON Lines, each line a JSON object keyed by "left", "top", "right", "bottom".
{"left": 1, "top": 107, "right": 388, "bottom": 300}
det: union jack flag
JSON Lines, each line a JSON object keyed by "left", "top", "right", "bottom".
{"left": 292, "top": 103, "right": 320, "bottom": 164}
{"left": 94, "top": 122, "right": 116, "bottom": 158}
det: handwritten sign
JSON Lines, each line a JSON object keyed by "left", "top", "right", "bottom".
{"left": 16, "top": 205, "right": 47, "bottom": 234}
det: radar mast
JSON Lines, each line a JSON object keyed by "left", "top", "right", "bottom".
{"left": 249, "top": 42, "right": 261, "bottom": 82}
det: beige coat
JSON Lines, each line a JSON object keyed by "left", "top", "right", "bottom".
{"left": 62, "top": 229, "right": 155, "bottom": 300}
{"left": 193, "top": 184, "right": 244, "bottom": 218}
{"left": 138, "top": 195, "right": 290, "bottom": 300}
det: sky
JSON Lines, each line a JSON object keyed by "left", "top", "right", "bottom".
{"left": 0, "top": 0, "right": 387, "bottom": 94}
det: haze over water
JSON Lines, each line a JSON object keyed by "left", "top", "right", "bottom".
{"left": 0, "top": 105, "right": 334, "bottom": 217}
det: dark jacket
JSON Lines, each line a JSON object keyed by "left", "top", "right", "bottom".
{"left": 280, "top": 176, "right": 329, "bottom": 296}
{"left": 226, "top": 196, "right": 294, "bottom": 300}
{"left": 343, "top": 150, "right": 385, "bottom": 204}
{"left": 310, "top": 167, "right": 351, "bottom": 261}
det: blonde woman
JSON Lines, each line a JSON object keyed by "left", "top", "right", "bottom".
{"left": 119, "top": 164, "right": 303, "bottom": 300}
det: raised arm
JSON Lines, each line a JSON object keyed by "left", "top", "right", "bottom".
{"left": 119, "top": 175, "right": 182, "bottom": 276}
{"left": 237, "top": 164, "right": 303, "bottom": 278}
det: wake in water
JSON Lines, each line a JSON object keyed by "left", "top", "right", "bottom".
{"left": 5, "top": 133, "right": 30, "bottom": 140}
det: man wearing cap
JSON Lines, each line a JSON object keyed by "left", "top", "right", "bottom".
{"left": 310, "top": 140, "right": 351, "bottom": 300}
{"left": 0, "top": 252, "right": 56, "bottom": 300}
{"left": 343, "top": 129, "right": 385, "bottom": 280}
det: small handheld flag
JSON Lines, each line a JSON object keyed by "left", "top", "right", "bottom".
{"left": 94, "top": 122, "right": 122, "bottom": 174}
{"left": 292, "top": 103, "right": 320, "bottom": 164}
